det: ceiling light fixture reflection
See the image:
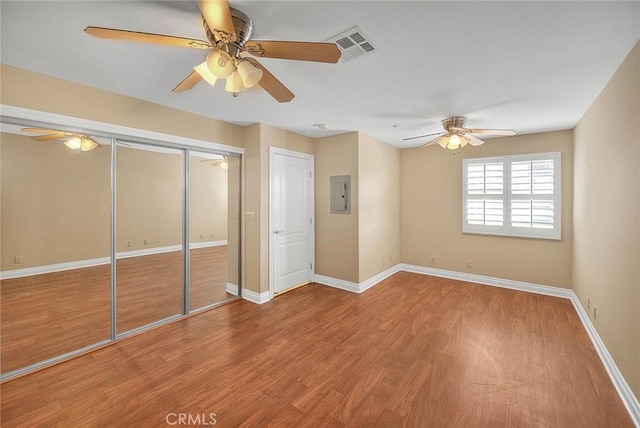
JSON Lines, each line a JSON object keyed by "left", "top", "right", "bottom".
{"left": 64, "top": 136, "right": 99, "bottom": 152}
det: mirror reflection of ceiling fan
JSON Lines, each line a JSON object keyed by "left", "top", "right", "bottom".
{"left": 200, "top": 155, "right": 228, "bottom": 169}
{"left": 404, "top": 117, "right": 516, "bottom": 150}
{"left": 84, "top": 0, "right": 341, "bottom": 103}
{"left": 21, "top": 128, "right": 99, "bottom": 152}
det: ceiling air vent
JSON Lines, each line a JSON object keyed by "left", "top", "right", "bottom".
{"left": 327, "top": 26, "right": 376, "bottom": 63}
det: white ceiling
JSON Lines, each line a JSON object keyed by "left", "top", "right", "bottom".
{"left": 1, "top": 1, "right": 639, "bottom": 147}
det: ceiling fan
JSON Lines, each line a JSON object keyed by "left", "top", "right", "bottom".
{"left": 200, "top": 155, "right": 228, "bottom": 169}
{"left": 21, "top": 128, "right": 99, "bottom": 152}
{"left": 404, "top": 116, "right": 516, "bottom": 150}
{"left": 84, "top": 0, "right": 341, "bottom": 103}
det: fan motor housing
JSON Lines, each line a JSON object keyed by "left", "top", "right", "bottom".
{"left": 443, "top": 116, "right": 467, "bottom": 131}
{"left": 203, "top": 7, "right": 253, "bottom": 47}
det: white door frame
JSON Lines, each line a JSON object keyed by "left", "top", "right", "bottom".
{"left": 269, "top": 147, "right": 315, "bottom": 299}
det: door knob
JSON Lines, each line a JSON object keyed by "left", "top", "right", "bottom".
{"left": 274, "top": 230, "right": 284, "bottom": 234}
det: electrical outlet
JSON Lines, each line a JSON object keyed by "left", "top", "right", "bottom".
{"left": 14, "top": 256, "right": 23, "bottom": 264}
{"left": 143, "top": 239, "right": 148, "bottom": 246}
{"left": 430, "top": 256, "right": 436, "bottom": 263}
{"left": 466, "top": 259, "right": 472, "bottom": 268}
{"left": 593, "top": 306, "right": 597, "bottom": 319}
{"left": 127, "top": 240, "right": 134, "bottom": 247}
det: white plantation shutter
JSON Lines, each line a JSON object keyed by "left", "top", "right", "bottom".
{"left": 465, "top": 162, "right": 505, "bottom": 228}
{"left": 463, "top": 152, "right": 561, "bottom": 239}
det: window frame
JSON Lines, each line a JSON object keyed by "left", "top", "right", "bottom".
{"left": 462, "top": 152, "right": 561, "bottom": 240}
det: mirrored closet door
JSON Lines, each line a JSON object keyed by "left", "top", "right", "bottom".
{"left": 0, "top": 125, "right": 111, "bottom": 374}
{"left": 187, "top": 151, "right": 241, "bottom": 311}
{"left": 115, "top": 142, "right": 185, "bottom": 334}
{"left": 1, "top": 118, "right": 243, "bottom": 379}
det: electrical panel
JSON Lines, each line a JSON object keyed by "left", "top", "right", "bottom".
{"left": 330, "top": 175, "right": 351, "bottom": 214}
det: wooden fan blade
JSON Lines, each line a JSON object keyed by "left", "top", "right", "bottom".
{"left": 421, "top": 136, "right": 443, "bottom": 148}
{"left": 172, "top": 70, "right": 203, "bottom": 93}
{"left": 84, "top": 26, "right": 212, "bottom": 49}
{"left": 245, "top": 40, "right": 341, "bottom": 63}
{"left": 467, "top": 135, "right": 485, "bottom": 146}
{"left": 246, "top": 58, "right": 295, "bottom": 103}
{"left": 32, "top": 133, "right": 68, "bottom": 142}
{"left": 403, "top": 132, "right": 445, "bottom": 142}
{"left": 466, "top": 128, "right": 516, "bottom": 136}
{"left": 198, "top": 0, "right": 236, "bottom": 41}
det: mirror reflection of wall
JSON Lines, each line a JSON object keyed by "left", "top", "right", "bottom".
{"left": 0, "top": 126, "right": 111, "bottom": 373}
{"left": 189, "top": 151, "right": 230, "bottom": 311}
{"left": 115, "top": 142, "right": 184, "bottom": 333}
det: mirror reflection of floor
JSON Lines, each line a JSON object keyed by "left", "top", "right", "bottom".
{"left": 0, "top": 245, "right": 233, "bottom": 375}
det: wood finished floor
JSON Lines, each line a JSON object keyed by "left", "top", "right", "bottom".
{"left": 0, "top": 246, "right": 232, "bottom": 373}
{"left": 0, "top": 272, "right": 632, "bottom": 427}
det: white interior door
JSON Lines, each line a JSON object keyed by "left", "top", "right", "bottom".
{"left": 270, "top": 149, "right": 314, "bottom": 295}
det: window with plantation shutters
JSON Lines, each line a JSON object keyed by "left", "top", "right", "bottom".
{"left": 462, "top": 152, "right": 561, "bottom": 240}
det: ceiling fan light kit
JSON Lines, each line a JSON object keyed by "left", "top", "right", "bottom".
{"left": 84, "top": 0, "right": 341, "bottom": 102}
{"left": 404, "top": 116, "right": 516, "bottom": 151}
{"left": 193, "top": 61, "right": 219, "bottom": 87}
{"left": 438, "top": 134, "right": 469, "bottom": 150}
{"left": 236, "top": 60, "right": 263, "bottom": 88}
{"left": 224, "top": 70, "right": 245, "bottom": 96}
{"left": 206, "top": 49, "right": 234, "bottom": 79}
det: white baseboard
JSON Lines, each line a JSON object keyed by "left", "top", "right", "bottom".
{"left": 115, "top": 244, "right": 183, "bottom": 260}
{"left": 0, "top": 257, "right": 111, "bottom": 280}
{"left": 0, "top": 240, "right": 228, "bottom": 280}
{"left": 314, "top": 263, "right": 639, "bottom": 424}
{"left": 190, "top": 240, "right": 227, "bottom": 249}
{"left": 399, "top": 263, "right": 573, "bottom": 299}
{"left": 226, "top": 283, "right": 239, "bottom": 296}
{"left": 241, "top": 288, "right": 271, "bottom": 304}
{"left": 313, "top": 274, "right": 360, "bottom": 293}
{"left": 314, "top": 264, "right": 401, "bottom": 294}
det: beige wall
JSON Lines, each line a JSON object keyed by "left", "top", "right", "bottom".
{"left": 242, "top": 123, "right": 314, "bottom": 293}
{"left": 314, "top": 132, "right": 360, "bottom": 283}
{"left": 242, "top": 124, "right": 262, "bottom": 293}
{"left": 400, "top": 130, "right": 573, "bottom": 288}
{"left": 358, "top": 133, "right": 400, "bottom": 282}
{"left": 573, "top": 41, "right": 639, "bottom": 398}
